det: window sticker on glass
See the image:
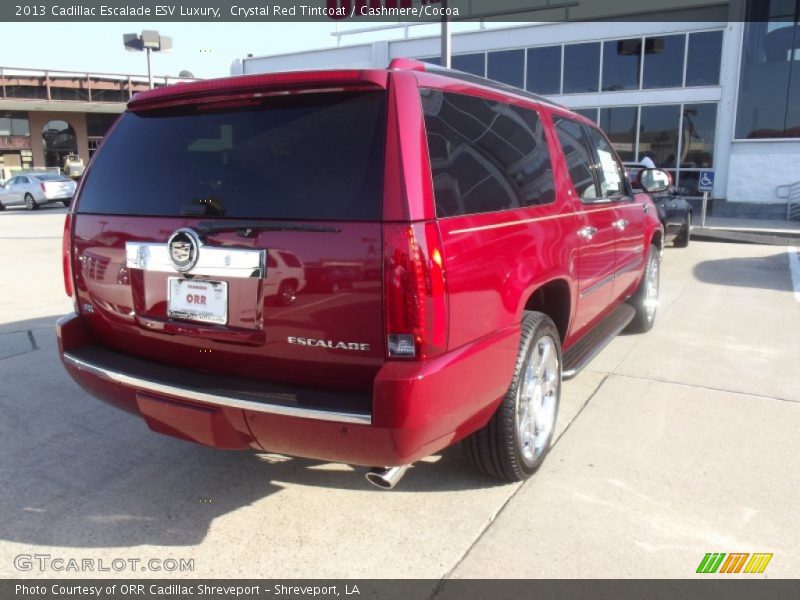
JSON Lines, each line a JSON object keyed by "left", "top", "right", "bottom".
{"left": 597, "top": 148, "right": 623, "bottom": 195}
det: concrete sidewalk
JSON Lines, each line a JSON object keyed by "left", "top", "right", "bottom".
{"left": 451, "top": 241, "right": 800, "bottom": 578}
{"left": 697, "top": 216, "right": 800, "bottom": 234}
{"left": 692, "top": 216, "right": 800, "bottom": 245}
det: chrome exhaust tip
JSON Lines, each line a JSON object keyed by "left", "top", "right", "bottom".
{"left": 365, "top": 465, "right": 410, "bottom": 490}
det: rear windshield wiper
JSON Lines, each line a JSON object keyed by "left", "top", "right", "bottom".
{"left": 196, "top": 221, "right": 341, "bottom": 238}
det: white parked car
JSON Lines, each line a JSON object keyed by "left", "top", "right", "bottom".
{"left": 0, "top": 172, "right": 77, "bottom": 210}
{"left": 266, "top": 249, "right": 306, "bottom": 306}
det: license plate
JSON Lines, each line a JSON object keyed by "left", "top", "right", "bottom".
{"left": 167, "top": 278, "right": 228, "bottom": 325}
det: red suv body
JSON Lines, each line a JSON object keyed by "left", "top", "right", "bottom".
{"left": 58, "top": 60, "right": 663, "bottom": 486}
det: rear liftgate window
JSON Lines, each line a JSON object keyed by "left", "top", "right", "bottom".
{"left": 77, "top": 91, "right": 387, "bottom": 220}
{"left": 420, "top": 89, "right": 556, "bottom": 218}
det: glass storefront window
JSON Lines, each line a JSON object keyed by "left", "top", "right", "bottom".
{"left": 602, "top": 39, "right": 641, "bottom": 91}
{"left": 786, "top": 26, "right": 800, "bottom": 134}
{"left": 681, "top": 104, "right": 717, "bottom": 168}
{"left": 736, "top": 0, "right": 800, "bottom": 138}
{"left": 643, "top": 35, "right": 686, "bottom": 88}
{"left": 419, "top": 56, "right": 441, "bottom": 66}
{"left": 487, "top": 49, "right": 524, "bottom": 88}
{"left": 686, "top": 30, "right": 723, "bottom": 86}
{"left": 573, "top": 108, "right": 598, "bottom": 123}
{"left": 599, "top": 106, "right": 637, "bottom": 162}
{"left": 638, "top": 105, "right": 681, "bottom": 169}
{"left": 563, "top": 43, "right": 600, "bottom": 93}
{"left": 577, "top": 102, "right": 716, "bottom": 195}
{"left": 11, "top": 118, "right": 29, "bottom": 136}
{"left": 527, "top": 46, "right": 561, "bottom": 94}
{"left": 452, "top": 53, "right": 486, "bottom": 77}
{"left": 0, "top": 112, "right": 30, "bottom": 137}
{"left": 42, "top": 120, "right": 77, "bottom": 169}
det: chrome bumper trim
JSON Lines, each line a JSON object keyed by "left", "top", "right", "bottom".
{"left": 62, "top": 351, "right": 372, "bottom": 425}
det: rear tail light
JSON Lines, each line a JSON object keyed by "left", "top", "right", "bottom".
{"left": 62, "top": 213, "right": 74, "bottom": 299}
{"left": 40, "top": 182, "right": 46, "bottom": 192}
{"left": 383, "top": 222, "right": 448, "bottom": 360}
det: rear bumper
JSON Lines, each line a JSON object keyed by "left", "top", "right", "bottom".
{"left": 36, "top": 192, "right": 72, "bottom": 205}
{"left": 57, "top": 312, "right": 518, "bottom": 466}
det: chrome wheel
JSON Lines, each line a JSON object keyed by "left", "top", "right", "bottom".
{"left": 516, "top": 335, "right": 559, "bottom": 462}
{"left": 24, "top": 194, "right": 36, "bottom": 210}
{"left": 644, "top": 255, "right": 660, "bottom": 323}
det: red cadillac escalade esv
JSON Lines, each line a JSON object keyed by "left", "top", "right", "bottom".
{"left": 57, "top": 59, "right": 667, "bottom": 489}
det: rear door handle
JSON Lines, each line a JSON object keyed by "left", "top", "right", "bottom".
{"left": 577, "top": 226, "right": 598, "bottom": 240}
{"left": 613, "top": 219, "right": 629, "bottom": 230}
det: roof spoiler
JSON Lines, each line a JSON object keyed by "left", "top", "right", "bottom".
{"left": 128, "top": 69, "right": 387, "bottom": 111}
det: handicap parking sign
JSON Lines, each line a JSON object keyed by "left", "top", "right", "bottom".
{"left": 698, "top": 170, "right": 714, "bottom": 193}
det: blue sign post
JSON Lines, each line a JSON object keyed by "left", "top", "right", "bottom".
{"left": 698, "top": 170, "right": 714, "bottom": 226}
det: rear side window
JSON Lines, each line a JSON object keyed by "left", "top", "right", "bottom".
{"left": 420, "top": 89, "right": 555, "bottom": 218}
{"left": 77, "top": 91, "right": 386, "bottom": 220}
{"left": 278, "top": 251, "right": 303, "bottom": 268}
{"left": 554, "top": 117, "right": 600, "bottom": 201}
{"left": 36, "top": 173, "right": 63, "bottom": 181}
{"left": 584, "top": 127, "right": 627, "bottom": 197}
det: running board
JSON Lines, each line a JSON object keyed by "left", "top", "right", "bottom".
{"left": 562, "top": 303, "right": 635, "bottom": 380}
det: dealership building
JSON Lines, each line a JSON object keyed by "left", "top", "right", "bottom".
{"left": 235, "top": 0, "right": 800, "bottom": 221}
{"left": 0, "top": 67, "right": 192, "bottom": 180}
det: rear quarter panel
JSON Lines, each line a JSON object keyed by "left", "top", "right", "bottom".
{"left": 411, "top": 73, "right": 582, "bottom": 352}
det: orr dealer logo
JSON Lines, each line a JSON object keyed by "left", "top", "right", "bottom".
{"left": 696, "top": 552, "right": 773, "bottom": 574}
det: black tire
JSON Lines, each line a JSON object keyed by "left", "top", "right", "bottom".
{"left": 62, "top": 199, "right": 71, "bottom": 208}
{"left": 277, "top": 281, "right": 298, "bottom": 306}
{"left": 674, "top": 213, "right": 690, "bottom": 248}
{"left": 463, "top": 311, "right": 561, "bottom": 482}
{"left": 24, "top": 194, "right": 38, "bottom": 211}
{"left": 626, "top": 244, "right": 661, "bottom": 333}
{"left": 0, "top": 200, "right": 5, "bottom": 211}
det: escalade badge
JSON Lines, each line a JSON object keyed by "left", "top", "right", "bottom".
{"left": 167, "top": 228, "right": 201, "bottom": 273}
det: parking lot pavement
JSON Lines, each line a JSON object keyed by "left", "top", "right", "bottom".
{"left": 0, "top": 207, "right": 797, "bottom": 580}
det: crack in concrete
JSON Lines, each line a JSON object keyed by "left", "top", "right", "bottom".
{"left": 26, "top": 330, "right": 38, "bottom": 351}
{"left": 0, "top": 329, "right": 41, "bottom": 361}
{"left": 430, "top": 374, "right": 611, "bottom": 597}
{"left": 605, "top": 372, "right": 800, "bottom": 405}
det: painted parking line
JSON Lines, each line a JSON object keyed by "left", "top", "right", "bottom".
{"left": 788, "top": 247, "right": 800, "bottom": 303}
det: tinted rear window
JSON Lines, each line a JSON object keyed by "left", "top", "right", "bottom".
{"left": 77, "top": 91, "right": 386, "bottom": 220}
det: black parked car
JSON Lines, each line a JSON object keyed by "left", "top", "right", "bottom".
{"left": 625, "top": 164, "right": 691, "bottom": 248}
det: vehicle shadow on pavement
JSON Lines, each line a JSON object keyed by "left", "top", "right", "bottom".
{"left": 692, "top": 252, "right": 795, "bottom": 292}
{"left": 0, "top": 315, "right": 505, "bottom": 549}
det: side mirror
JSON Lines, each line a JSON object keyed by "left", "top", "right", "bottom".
{"left": 639, "top": 168, "right": 671, "bottom": 194}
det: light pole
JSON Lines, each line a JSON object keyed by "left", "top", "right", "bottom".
{"left": 440, "top": 0, "right": 451, "bottom": 68}
{"left": 123, "top": 30, "right": 172, "bottom": 89}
